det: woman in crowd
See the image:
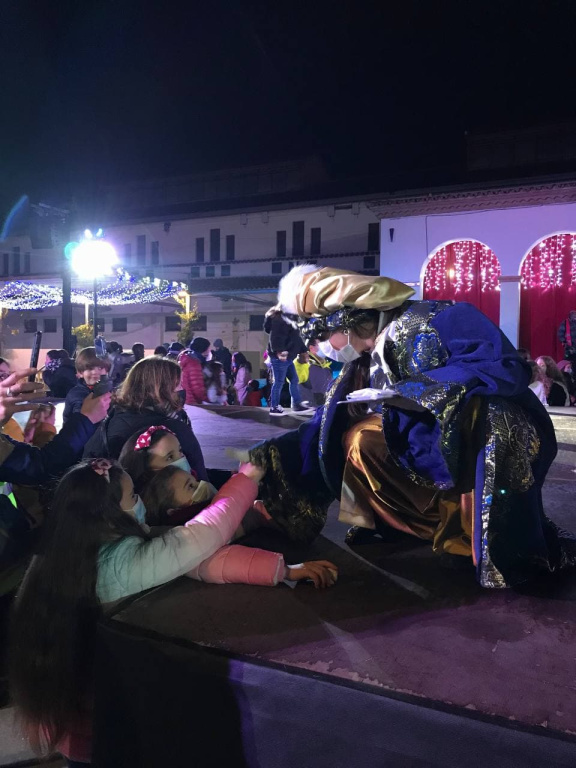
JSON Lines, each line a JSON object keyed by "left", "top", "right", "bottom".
{"left": 42, "top": 350, "right": 77, "bottom": 399}
{"left": 535, "top": 355, "right": 570, "bottom": 406}
{"left": 528, "top": 361, "right": 547, "bottom": 406}
{"left": 248, "top": 264, "right": 576, "bottom": 589}
{"left": 264, "top": 305, "right": 308, "bottom": 414}
{"left": 8, "top": 458, "right": 336, "bottom": 766}
{"left": 204, "top": 360, "right": 228, "bottom": 405}
{"left": 153, "top": 345, "right": 167, "bottom": 356}
{"left": 83, "top": 356, "right": 207, "bottom": 480}
{"left": 178, "top": 337, "right": 211, "bottom": 410}
{"left": 231, "top": 352, "right": 252, "bottom": 405}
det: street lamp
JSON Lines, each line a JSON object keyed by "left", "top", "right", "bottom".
{"left": 71, "top": 230, "right": 118, "bottom": 343}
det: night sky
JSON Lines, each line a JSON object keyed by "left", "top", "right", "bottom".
{"left": 2, "top": 0, "right": 576, "bottom": 211}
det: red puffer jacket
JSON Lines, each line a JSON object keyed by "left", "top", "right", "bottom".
{"left": 178, "top": 351, "right": 207, "bottom": 405}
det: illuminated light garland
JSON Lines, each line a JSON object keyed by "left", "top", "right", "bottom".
{"left": 521, "top": 233, "right": 576, "bottom": 290}
{"left": 424, "top": 241, "right": 501, "bottom": 295}
{"left": 0, "top": 269, "right": 187, "bottom": 311}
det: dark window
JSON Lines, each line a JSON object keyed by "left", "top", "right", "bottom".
{"left": 24, "top": 318, "right": 37, "bottom": 333}
{"left": 24, "top": 252, "right": 31, "bottom": 274}
{"left": 249, "top": 314, "right": 265, "bottom": 331}
{"left": 112, "top": 317, "right": 128, "bottom": 333}
{"left": 210, "top": 229, "right": 220, "bottom": 262}
{"left": 137, "top": 235, "right": 146, "bottom": 265}
{"left": 292, "top": 221, "right": 304, "bottom": 256}
{"left": 221, "top": 264, "right": 231, "bottom": 277}
{"left": 196, "top": 237, "right": 205, "bottom": 263}
{"left": 124, "top": 244, "right": 132, "bottom": 263}
{"left": 2, "top": 254, "right": 8, "bottom": 276}
{"left": 43, "top": 318, "right": 57, "bottom": 333}
{"left": 95, "top": 318, "right": 105, "bottom": 332}
{"left": 165, "top": 316, "right": 181, "bottom": 332}
{"left": 12, "top": 247, "right": 20, "bottom": 276}
{"left": 271, "top": 262, "right": 282, "bottom": 274}
{"left": 276, "top": 230, "right": 287, "bottom": 258}
{"left": 368, "top": 223, "right": 380, "bottom": 252}
{"left": 190, "top": 266, "right": 200, "bottom": 278}
{"left": 151, "top": 241, "right": 160, "bottom": 266}
{"left": 310, "top": 227, "right": 321, "bottom": 256}
{"left": 363, "top": 255, "right": 376, "bottom": 270}
{"left": 226, "top": 234, "right": 235, "bottom": 261}
{"left": 189, "top": 314, "right": 207, "bottom": 331}
{"left": 206, "top": 265, "right": 215, "bottom": 277}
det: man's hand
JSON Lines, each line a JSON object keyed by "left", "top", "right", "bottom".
{"left": 80, "top": 392, "right": 112, "bottom": 424}
{"left": 0, "top": 368, "right": 45, "bottom": 424}
{"left": 286, "top": 561, "right": 338, "bottom": 588}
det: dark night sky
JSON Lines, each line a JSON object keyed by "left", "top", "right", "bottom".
{"left": 1, "top": 0, "right": 576, "bottom": 210}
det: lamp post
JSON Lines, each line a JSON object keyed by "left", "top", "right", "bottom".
{"left": 70, "top": 230, "right": 118, "bottom": 343}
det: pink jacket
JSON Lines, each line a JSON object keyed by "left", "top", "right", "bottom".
{"left": 178, "top": 351, "right": 207, "bottom": 405}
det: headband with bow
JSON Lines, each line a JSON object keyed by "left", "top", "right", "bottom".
{"left": 134, "top": 425, "right": 175, "bottom": 451}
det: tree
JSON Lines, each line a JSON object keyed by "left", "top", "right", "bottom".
{"left": 175, "top": 299, "right": 200, "bottom": 346}
{"left": 72, "top": 323, "right": 94, "bottom": 351}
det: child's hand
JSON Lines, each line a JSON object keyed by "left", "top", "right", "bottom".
{"left": 286, "top": 561, "right": 338, "bottom": 588}
{"left": 238, "top": 462, "right": 266, "bottom": 484}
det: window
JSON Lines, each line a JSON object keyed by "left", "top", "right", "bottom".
{"left": 43, "top": 318, "right": 57, "bottom": 333}
{"left": 190, "top": 266, "right": 200, "bottom": 278}
{"left": 221, "top": 264, "right": 231, "bottom": 277}
{"left": 271, "top": 262, "right": 282, "bottom": 274}
{"left": 276, "top": 230, "right": 286, "bottom": 258}
{"left": 124, "top": 243, "right": 132, "bottom": 264}
{"left": 137, "top": 235, "right": 146, "bottom": 265}
{"left": 95, "top": 318, "right": 105, "bottom": 332}
{"left": 24, "top": 252, "right": 31, "bottom": 275}
{"left": 363, "top": 255, "right": 376, "bottom": 270}
{"left": 24, "top": 319, "right": 37, "bottom": 333}
{"left": 2, "top": 253, "right": 8, "bottom": 276}
{"left": 249, "top": 314, "right": 265, "bottom": 331}
{"left": 310, "top": 227, "right": 321, "bottom": 256}
{"left": 226, "top": 234, "right": 235, "bottom": 261}
{"left": 165, "top": 316, "right": 181, "bottom": 332}
{"left": 112, "top": 317, "right": 128, "bottom": 333}
{"left": 206, "top": 265, "right": 215, "bottom": 277}
{"left": 196, "top": 237, "right": 205, "bottom": 263}
{"left": 12, "top": 247, "right": 20, "bottom": 276}
{"left": 189, "top": 314, "right": 207, "bottom": 331}
{"left": 292, "top": 221, "right": 304, "bottom": 256}
{"left": 210, "top": 229, "right": 220, "bottom": 262}
{"left": 368, "top": 222, "right": 380, "bottom": 252}
{"left": 151, "top": 241, "right": 160, "bottom": 266}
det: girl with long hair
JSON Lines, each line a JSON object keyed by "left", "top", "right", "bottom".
{"left": 83, "top": 356, "right": 207, "bottom": 479}
{"left": 9, "top": 458, "right": 336, "bottom": 765}
{"left": 231, "top": 352, "right": 252, "bottom": 405}
{"left": 535, "top": 355, "right": 570, "bottom": 406}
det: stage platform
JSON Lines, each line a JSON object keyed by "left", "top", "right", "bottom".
{"left": 92, "top": 408, "right": 576, "bottom": 768}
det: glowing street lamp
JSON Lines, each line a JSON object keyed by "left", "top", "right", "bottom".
{"left": 70, "top": 230, "right": 118, "bottom": 342}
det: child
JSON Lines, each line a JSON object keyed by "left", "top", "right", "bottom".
{"left": 9, "top": 459, "right": 337, "bottom": 765}
{"left": 243, "top": 379, "right": 263, "bottom": 407}
{"left": 63, "top": 347, "right": 110, "bottom": 422}
{"left": 204, "top": 360, "right": 228, "bottom": 405}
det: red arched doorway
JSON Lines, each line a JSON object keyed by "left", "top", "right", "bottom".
{"left": 519, "top": 233, "right": 576, "bottom": 360}
{"left": 423, "top": 240, "right": 501, "bottom": 325}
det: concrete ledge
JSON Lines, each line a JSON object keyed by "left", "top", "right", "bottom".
{"left": 199, "top": 404, "right": 314, "bottom": 429}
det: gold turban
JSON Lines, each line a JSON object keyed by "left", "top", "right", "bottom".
{"left": 278, "top": 265, "right": 414, "bottom": 319}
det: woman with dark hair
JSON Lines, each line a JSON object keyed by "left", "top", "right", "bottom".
{"left": 231, "top": 352, "right": 252, "bottom": 405}
{"left": 153, "top": 345, "right": 167, "bottom": 356}
{"left": 42, "top": 350, "right": 77, "bottom": 399}
{"left": 535, "top": 355, "right": 570, "bottom": 406}
{"left": 248, "top": 265, "right": 576, "bottom": 589}
{"left": 9, "top": 457, "right": 283, "bottom": 765}
{"left": 83, "top": 356, "right": 207, "bottom": 479}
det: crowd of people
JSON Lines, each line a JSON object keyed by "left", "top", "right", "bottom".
{"left": 0, "top": 271, "right": 575, "bottom": 766}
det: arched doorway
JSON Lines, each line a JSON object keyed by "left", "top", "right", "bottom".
{"left": 423, "top": 240, "right": 501, "bottom": 325}
{"left": 519, "top": 233, "right": 576, "bottom": 360}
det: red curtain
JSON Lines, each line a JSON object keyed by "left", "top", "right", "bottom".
{"left": 423, "top": 241, "right": 501, "bottom": 325}
{"left": 519, "top": 234, "right": 576, "bottom": 361}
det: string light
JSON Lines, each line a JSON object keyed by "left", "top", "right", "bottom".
{"left": 0, "top": 270, "right": 187, "bottom": 311}
{"left": 521, "top": 233, "right": 576, "bottom": 289}
{"left": 424, "top": 241, "right": 501, "bottom": 296}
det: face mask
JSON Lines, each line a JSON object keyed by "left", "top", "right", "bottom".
{"left": 191, "top": 480, "right": 218, "bottom": 503}
{"left": 129, "top": 495, "right": 147, "bottom": 525}
{"left": 318, "top": 335, "right": 361, "bottom": 364}
{"left": 171, "top": 455, "right": 192, "bottom": 473}
{"left": 313, "top": 347, "right": 326, "bottom": 358}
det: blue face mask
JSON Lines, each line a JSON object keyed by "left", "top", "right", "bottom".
{"left": 129, "top": 495, "right": 147, "bottom": 525}
{"left": 171, "top": 455, "right": 192, "bottom": 473}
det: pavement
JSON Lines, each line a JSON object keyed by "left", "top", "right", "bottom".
{"left": 1, "top": 404, "right": 576, "bottom": 765}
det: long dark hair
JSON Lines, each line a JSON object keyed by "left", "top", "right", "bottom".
{"left": 232, "top": 352, "right": 252, "bottom": 374}
{"left": 9, "top": 461, "right": 149, "bottom": 753}
{"left": 115, "top": 356, "right": 182, "bottom": 415}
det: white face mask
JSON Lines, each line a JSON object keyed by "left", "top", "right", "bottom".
{"left": 128, "top": 495, "right": 147, "bottom": 525}
{"left": 191, "top": 480, "right": 218, "bottom": 503}
{"left": 171, "top": 456, "right": 192, "bottom": 474}
{"left": 318, "top": 335, "right": 361, "bottom": 364}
